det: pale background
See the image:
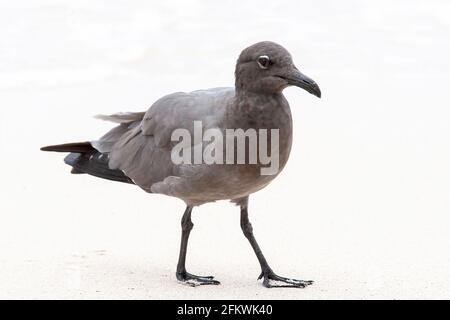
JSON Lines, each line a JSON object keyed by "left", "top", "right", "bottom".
{"left": 1, "top": 0, "right": 449, "bottom": 299}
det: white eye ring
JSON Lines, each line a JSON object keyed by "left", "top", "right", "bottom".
{"left": 257, "top": 55, "right": 271, "bottom": 69}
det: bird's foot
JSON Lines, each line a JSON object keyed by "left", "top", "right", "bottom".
{"left": 258, "top": 270, "right": 313, "bottom": 288}
{"left": 176, "top": 271, "right": 221, "bottom": 287}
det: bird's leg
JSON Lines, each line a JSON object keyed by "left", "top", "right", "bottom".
{"left": 176, "top": 205, "right": 220, "bottom": 286}
{"left": 240, "top": 203, "right": 313, "bottom": 288}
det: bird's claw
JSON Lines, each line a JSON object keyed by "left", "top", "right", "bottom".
{"left": 258, "top": 271, "right": 313, "bottom": 288}
{"left": 177, "top": 271, "right": 221, "bottom": 287}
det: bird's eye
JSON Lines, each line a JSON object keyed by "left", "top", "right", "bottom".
{"left": 257, "top": 55, "right": 271, "bottom": 69}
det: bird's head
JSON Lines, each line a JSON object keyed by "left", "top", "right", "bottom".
{"left": 235, "top": 41, "right": 321, "bottom": 98}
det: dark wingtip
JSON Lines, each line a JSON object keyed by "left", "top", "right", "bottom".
{"left": 40, "top": 146, "right": 53, "bottom": 152}
{"left": 40, "top": 142, "right": 93, "bottom": 153}
{"left": 312, "top": 83, "right": 321, "bottom": 98}
{"left": 40, "top": 145, "right": 68, "bottom": 152}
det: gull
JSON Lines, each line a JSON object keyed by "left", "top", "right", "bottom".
{"left": 41, "top": 41, "right": 321, "bottom": 288}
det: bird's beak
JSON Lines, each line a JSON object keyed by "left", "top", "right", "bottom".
{"left": 283, "top": 69, "right": 321, "bottom": 98}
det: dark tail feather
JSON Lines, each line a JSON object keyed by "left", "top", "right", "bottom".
{"left": 64, "top": 152, "right": 133, "bottom": 184}
{"left": 41, "top": 142, "right": 93, "bottom": 153}
{"left": 41, "top": 141, "right": 134, "bottom": 185}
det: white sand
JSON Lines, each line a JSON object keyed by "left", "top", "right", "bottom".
{"left": 1, "top": 0, "right": 450, "bottom": 299}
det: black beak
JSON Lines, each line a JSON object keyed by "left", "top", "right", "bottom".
{"left": 283, "top": 69, "right": 321, "bottom": 98}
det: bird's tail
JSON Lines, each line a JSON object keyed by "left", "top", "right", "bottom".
{"left": 41, "top": 111, "right": 144, "bottom": 184}
{"left": 40, "top": 141, "right": 133, "bottom": 184}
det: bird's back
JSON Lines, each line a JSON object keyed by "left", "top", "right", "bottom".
{"left": 93, "top": 87, "right": 235, "bottom": 195}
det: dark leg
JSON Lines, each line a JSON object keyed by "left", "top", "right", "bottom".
{"left": 240, "top": 199, "right": 313, "bottom": 288}
{"left": 176, "top": 206, "right": 220, "bottom": 286}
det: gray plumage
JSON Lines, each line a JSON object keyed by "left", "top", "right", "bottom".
{"left": 42, "top": 41, "right": 321, "bottom": 288}
{"left": 89, "top": 42, "right": 319, "bottom": 206}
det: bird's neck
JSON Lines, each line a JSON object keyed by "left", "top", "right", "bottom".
{"left": 235, "top": 89, "right": 284, "bottom": 109}
{"left": 226, "top": 89, "right": 288, "bottom": 127}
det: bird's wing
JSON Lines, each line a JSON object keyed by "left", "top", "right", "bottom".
{"left": 99, "top": 87, "right": 234, "bottom": 192}
{"left": 141, "top": 87, "right": 233, "bottom": 146}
